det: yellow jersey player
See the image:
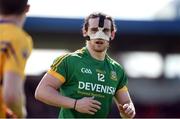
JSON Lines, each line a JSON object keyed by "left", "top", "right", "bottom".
{"left": 0, "top": 0, "right": 33, "bottom": 118}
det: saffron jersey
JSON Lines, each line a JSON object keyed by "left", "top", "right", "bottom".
{"left": 0, "top": 22, "right": 33, "bottom": 117}
{"left": 48, "top": 47, "right": 128, "bottom": 118}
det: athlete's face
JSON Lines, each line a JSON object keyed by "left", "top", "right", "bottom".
{"left": 87, "top": 17, "right": 111, "bottom": 52}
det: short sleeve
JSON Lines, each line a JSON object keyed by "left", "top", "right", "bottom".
{"left": 48, "top": 54, "right": 69, "bottom": 83}
{"left": 116, "top": 69, "right": 128, "bottom": 92}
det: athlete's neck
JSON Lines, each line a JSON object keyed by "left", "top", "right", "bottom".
{"left": 87, "top": 46, "right": 106, "bottom": 61}
{"left": 0, "top": 15, "right": 25, "bottom": 28}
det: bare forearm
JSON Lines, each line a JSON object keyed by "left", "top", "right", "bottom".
{"left": 115, "top": 88, "right": 136, "bottom": 118}
{"left": 3, "top": 71, "right": 27, "bottom": 117}
{"left": 35, "top": 86, "right": 75, "bottom": 109}
{"left": 5, "top": 92, "right": 26, "bottom": 117}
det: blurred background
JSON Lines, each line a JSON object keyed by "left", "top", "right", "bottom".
{"left": 24, "top": 0, "right": 180, "bottom": 118}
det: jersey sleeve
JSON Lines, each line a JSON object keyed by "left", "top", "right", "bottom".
{"left": 3, "top": 35, "right": 32, "bottom": 79}
{"left": 116, "top": 68, "right": 128, "bottom": 92}
{"left": 48, "top": 54, "right": 69, "bottom": 84}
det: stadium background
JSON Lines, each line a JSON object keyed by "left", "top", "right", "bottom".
{"left": 24, "top": 0, "right": 180, "bottom": 118}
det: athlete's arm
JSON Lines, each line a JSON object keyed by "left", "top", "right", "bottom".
{"left": 3, "top": 71, "right": 26, "bottom": 118}
{"left": 35, "top": 73, "right": 75, "bottom": 108}
{"left": 35, "top": 73, "right": 101, "bottom": 115}
{"left": 114, "top": 86, "right": 136, "bottom": 118}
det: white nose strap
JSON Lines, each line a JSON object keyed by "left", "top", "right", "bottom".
{"left": 89, "top": 28, "right": 110, "bottom": 41}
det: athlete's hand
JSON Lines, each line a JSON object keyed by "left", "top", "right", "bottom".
{"left": 5, "top": 108, "right": 17, "bottom": 118}
{"left": 119, "top": 103, "right": 136, "bottom": 118}
{"left": 75, "top": 97, "right": 101, "bottom": 115}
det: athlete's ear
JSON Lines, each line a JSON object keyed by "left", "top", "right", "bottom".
{"left": 24, "top": 4, "right": 30, "bottom": 13}
{"left": 82, "top": 29, "right": 88, "bottom": 37}
{"left": 111, "top": 31, "right": 115, "bottom": 40}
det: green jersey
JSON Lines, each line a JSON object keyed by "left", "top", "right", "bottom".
{"left": 48, "top": 47, "right": 128, "bottom": 118}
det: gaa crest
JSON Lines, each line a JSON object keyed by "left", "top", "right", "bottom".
{"left": 110, "top": 71, "right": 117, "bottom": 81}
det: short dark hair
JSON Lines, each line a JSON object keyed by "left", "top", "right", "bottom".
{"left": 82, "top": 12, "right": 117, "bottom": 32}
{"left": 0, "top": 0, "right": 28, "bottom": 15}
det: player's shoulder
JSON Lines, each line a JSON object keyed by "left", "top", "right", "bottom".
{"left": 106, "top": 55, "right": 124, "bottom": 70}
{"left": 2, "top": 24, "right": 32, "bottom": 43}
{"left": 51, "top": 51, "right": 83, "bottom": 67}
{"left": 53, "top": 50, "right": 82, "bottom": 62}
{"left": 68, "top": 48, "right": 86, "bottom": 59}
{"left": 3, "top": 24, "right": 24, "bottom": 36}
{"left": 15, "top": 26, "right": 32, "bottom": 43}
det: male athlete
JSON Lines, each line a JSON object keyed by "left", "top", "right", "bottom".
{"left": 35, "top": 12, "right": 135, "bottom": 118}
{"left": 0, "top": 0, "right": 33, "bottom": 118}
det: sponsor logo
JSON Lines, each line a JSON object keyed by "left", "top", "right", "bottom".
{"left": 81, "top": 68, "right": 92, "bottom": 74}
{"left": 78, "top": 81, "right": 116, "bottom": 95}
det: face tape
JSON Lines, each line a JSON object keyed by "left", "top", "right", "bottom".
{"left": 88, "top": 16, "right": 111, "bottom": 41}
{"left": 99, "top": 15, "right": 105, "bottom": 28}
{"left": 89, "top": 28, "right": 110, "bottom": 41}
